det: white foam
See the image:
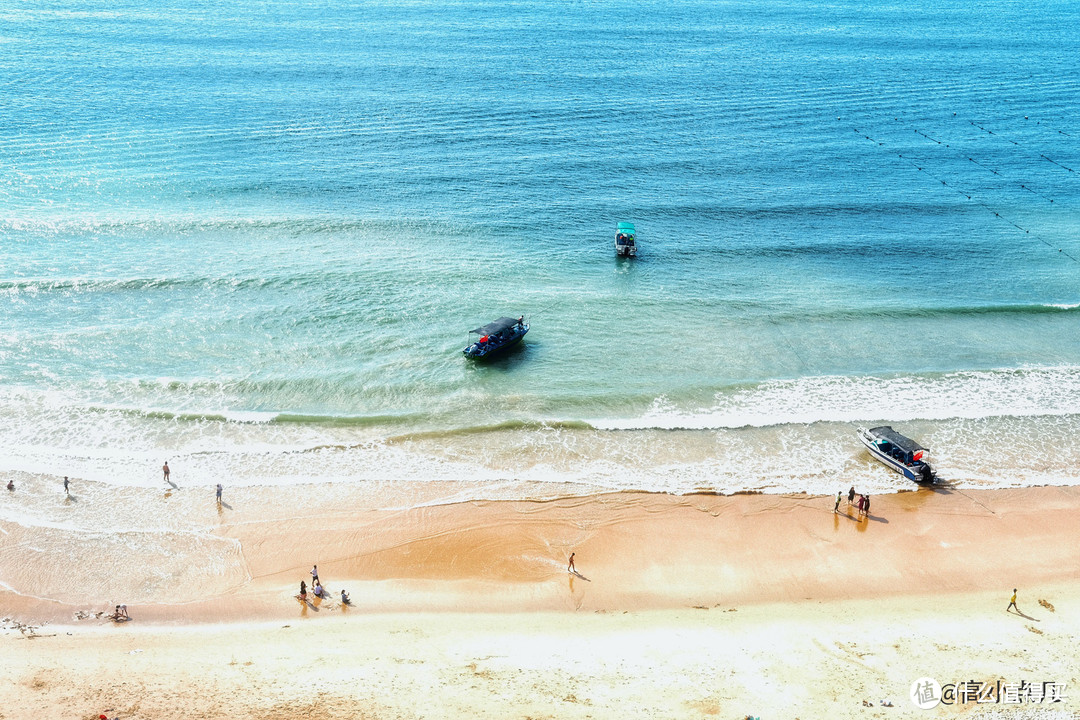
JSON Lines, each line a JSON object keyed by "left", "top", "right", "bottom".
{"left": 1, "top": 369, "right": 1079, "bottom": 502}
{"left": 591, "top": 367, "right": 1080, "bottom": 430}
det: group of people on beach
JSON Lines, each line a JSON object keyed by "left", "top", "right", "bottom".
{"left": 835, "top": 486, "right": 871, "bottom": 518}
{"left": 298, "top": 564, "right": 350, "bottom": 605}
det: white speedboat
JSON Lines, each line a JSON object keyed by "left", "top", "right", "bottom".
{"left": 857, "top": 426, "right": 935, "bottom": 483}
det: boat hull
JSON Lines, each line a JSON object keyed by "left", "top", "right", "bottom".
{"left": 462, "top": 325, "right": 528, "bottom": 359}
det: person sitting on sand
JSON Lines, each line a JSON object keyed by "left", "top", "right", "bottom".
{"left": 6, "top": 479, "right": 13, "bottom": 491}
{"left": 111, "top": 604, "right": 129, "bottom": 621}
{"left": 313, "top": 581, "right": 324, "bottom": 598}
{"left": 341, "top": 589, "right": 350, "bottom": 604}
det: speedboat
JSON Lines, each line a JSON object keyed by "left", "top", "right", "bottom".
{"left": 615, "top": 221, "right": 637, "bottom": 257}
{"left": 857, "top": 426, "right": 935, "bottom": 483}
{"left": 463, "top": 316, "right": 528, "bottom": 359}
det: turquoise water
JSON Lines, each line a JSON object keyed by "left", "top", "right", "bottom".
{"left": 3, "top": 0, "right": 1080, "bottom": 502}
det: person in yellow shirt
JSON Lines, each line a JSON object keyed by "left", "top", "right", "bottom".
{"left": 1007, "top": 589, "right": 1018, "bottom": 613}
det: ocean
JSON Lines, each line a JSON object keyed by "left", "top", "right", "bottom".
{"left": 3, "top": 0, "right": 1080, "bottom": 519}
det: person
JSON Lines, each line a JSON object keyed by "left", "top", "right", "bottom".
{"left": 112, "top": 604, "right": 128, "bottom": 620}
{"left": 6, "top": 479, "right": 13, "bottom": 491}
{"left": 215, "top": 483, "right": 223, "bottom": 502}
{"left": 864, "top": 494, "right": 871, "bottom": 517}
{"left": 299, "top": 580, "right": 307, "bottom": 601}
{"left": 834, "top": 491, "right": 842, "bottom": 513}
{"left": 162, "top": 461, "right": 170, "bottom": 482}
{"left": 341, "top": 589, "right": 350, "bottom": 604}
{"left": 311, "top": 565, "right": 319, "bottom": 583}
{"left": 567, "top": 553, "right": 576, "bottom": 573}
{"left": 64, "top": 476, "right": 70, "bottom": 493}
{"left": 848, "top": 486, "right": 855, "bottom": 506}
{"left": 857, "top": 494, "right": 866, "bottom": 517}
{"left": 1007, "top": 588, "right": 1018, "bottom": 612}
{"left": 313, "top": 581, "right": 324, "bottom": 598}
{"left": 517, "top": 316, "right": 524, "bottom": 327}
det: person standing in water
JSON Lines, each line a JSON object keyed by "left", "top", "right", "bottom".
{"left": 162, "top": 461, "right": 170, "bottom": 482}
{"left": 64, "top": 476, "right": 70, "bottom": 494}
{"left": 834, "top": 492, "right": 842, "bottom": 513}
{"left": 215, "top": 483, "right": 223, "bottom": 502}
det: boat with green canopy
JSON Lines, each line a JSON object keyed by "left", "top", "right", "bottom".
{"left": 615, "top": 221, "right": 637, "bottom": 257}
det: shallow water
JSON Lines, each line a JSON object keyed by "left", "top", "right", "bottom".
{"left": 2, "top": 0, "right": 1079, "bottom": 515}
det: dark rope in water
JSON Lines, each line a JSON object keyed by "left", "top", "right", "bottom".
{"left": 967, "top": 120, "right": 1076, "bottom": 174}
{"left": 912, "top": 128, "right": 1056, "bottom": 204}
{"left": 851, "top": 126, "right": 1080, "bottom": 265}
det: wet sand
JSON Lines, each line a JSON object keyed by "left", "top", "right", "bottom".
{"left": 2, "top": 485, "right": 1079, "bottom": 717}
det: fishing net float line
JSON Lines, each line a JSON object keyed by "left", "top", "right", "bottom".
{"left": 910, "top": 128, "right": 1056, "bottom": 205}
{"left": 848, "top": 124, "right": 1080, "bottom": 266}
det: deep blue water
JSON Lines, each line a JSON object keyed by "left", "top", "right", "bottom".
{"left": 2, "top": 0, "right": 1079, "bottom": 495}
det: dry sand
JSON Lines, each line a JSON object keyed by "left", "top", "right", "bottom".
{"left": 2, "top": 485, "right": 1079, "bottom": 718}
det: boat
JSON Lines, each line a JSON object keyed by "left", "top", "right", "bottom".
{"left": 857, "top": 426, "right": 935, "bottom": 483}
{"left": 615, "top": 221, "right": 637, "bottom": 257}
{"left": 462, "top": 316, "right": 528, "bottom": 359}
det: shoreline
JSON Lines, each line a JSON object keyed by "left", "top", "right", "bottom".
{"left": 4, "top": 484, "right": 1079, "bottom": 625}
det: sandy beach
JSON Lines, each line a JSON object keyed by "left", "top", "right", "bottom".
{"left": 2, "top": 485, "right": 1079, "bottom": 718}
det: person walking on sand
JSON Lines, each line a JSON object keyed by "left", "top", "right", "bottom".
{"left": 848, "top": 486, "right": 855, "bottom": 506}
{"left": 311, "top": 565, "right": 319, "bottom": 584}
{"left": 857, "top": 494, "right": 866, "bottom": 518}
{"left": 299, "top": 580, "right": 307, "bottom": 601}
{"left": 567, "top": 553, "right": 576, "bottom": 573}
{"left": 162, "top": 461, "right": 170, "bottom": 482}
{"left": 864, "top": 494, "right": 871, "bottom": 517}
{"left": 1007, "top": 588, "right": 1018, "bottom": 613}
{"left": 64, "top": 476, "right": 70, "bottom": 494}
{"left": 834, "top": 491, "right": 842, "bottom": 513}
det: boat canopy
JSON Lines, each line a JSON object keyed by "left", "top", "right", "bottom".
{"left": 869, "top": 426, "right": 927, "bottom": 454}
{"left": 617, "top": 222, "right": 636, "bottom": 234}
{"left": 470, "top": 317, "right": 521, "bottom": 336}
